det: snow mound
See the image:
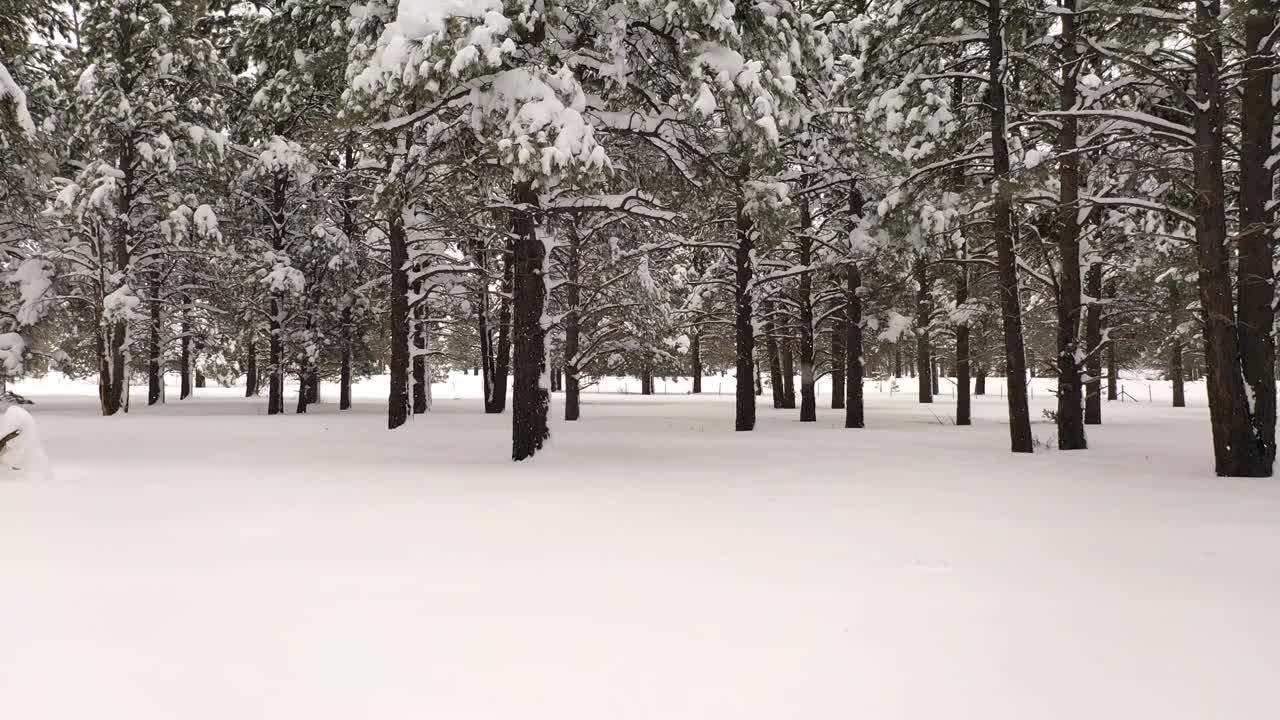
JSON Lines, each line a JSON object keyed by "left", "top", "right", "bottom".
{"left": 0, "top": 405, "right": 51, "bottom": 477}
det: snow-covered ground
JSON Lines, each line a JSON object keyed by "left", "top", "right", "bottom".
{"left": 3, "top": 373, "right": 1279, "bottom": 719}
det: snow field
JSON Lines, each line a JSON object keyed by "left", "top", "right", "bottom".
{"left": 2, "top": 373, "right": 1278, "bottom": 719}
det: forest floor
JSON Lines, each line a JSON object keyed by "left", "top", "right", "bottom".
{"left": 3, "top": 373, "right": 1279, "bottom": 719}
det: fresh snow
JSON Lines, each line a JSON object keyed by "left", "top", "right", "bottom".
{"left": 2, "top": 373, "right": 1279, "bottom": 719}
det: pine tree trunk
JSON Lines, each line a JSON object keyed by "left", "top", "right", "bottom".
{"left": 412, "top": 320, "right": 428, "bottom": 414}
{"left": 780, "top": 338, "right": 796, "bottom": 409}
{"left": 339, "top": 318, "right": 352, "bottom": 411}
{"left": 1193, "top": 0, "right": 1269, "bottom": 476}
{"left": 931, "top": 356, "right": 939, "bottom": 396}
{"left": 245, "top": 333, "right": 258, "bottom": 397}
{"left": 490, "top": 241, "right": 513, "bottom": 414}
{"left": 733, "top": 157, "right": 756, "bottom": 431}
{"left": 831, "top": 315, "right": 846, "bottom": 410}
{"left": 975, "top": 363, "right": 986, "bottom": 395}
{"left": 295, "top": 367, "right": 309, "bottom": 414}
{"left": 1054, "top": 0, "right": 1087, "bottom": 450}
{"left": 914, "top": 256, "right": 932, "bottom": 403}
{"left": 894, "top": 343, "right": 902, "bottom": 378}
{"left": 956, "top": 268, "right": 971, "bottom": 426}
{"left": 564, "top": 226, "right": 581, "bottom": 421}
{"left": 1107, "top": 334, "right": 1118, "bottom": 401}
{"left": 148, "top": 273, "right": 162, "bottom": 406}
{"left": 478, "top": 251, "right": 494, "bottom": 411}
{"left": 1171, "top": 338, "right": 1186, "bottom": 408}
{"left": 268, "top": 308, "right": 283, "bottom": 415}
{"left": 766, "top": 323, "right": 784, "bottom": 409}
{"left": 846, "top": 263, "right": 865, "bottom": 428}
{"left": 691, "top": 333, "right": 702, "bottom": 394}
{"left": 1084, "top": 262, "right": 1103, "bottom": 424}
{"left": 388, "top": 208, "right": 410, "bottom": 430}
{"left": 1238, "top": 0, "right": 1276, "bottom": 468}
{"left": 988, "top": 0, "right": 1033, "bottom": 452}
{"left": 266, "top": 171, "right": 287, "bottom": 416}
{"left": 180, "top": 295, "right": 192, "bottom": 400}
{"left": 511, "top": 180, "right": 550, "bottom": 460}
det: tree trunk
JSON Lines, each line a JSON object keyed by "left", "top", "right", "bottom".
{"left": 733, "top": 159, "right": 756, "bottom": 431}
{"left": 797, "top": 200, "right": 816, "bottom": 421}
{"left": 988, "top": 0, "right": 1034, "bottom": 452}
{"left": 1084, "top": 262, "right": 1103, "bottom": 424}
{"left": 1054, "top": 0, "right": 1087, "bottom": 450}
{"left": 831, "top": 314, "right": 846, "bottom": 410}
{"left": 510, "top": 180, "right": 550, "bottom": 460}
{"left": 975, "top": 363, "right": 986, "bottom": 395}
{"left": 148, "top": 273, "right": 162, "bottom": 406}
{"left": 388, "top": 207, "right": 410, "bottom": 430}
{"left": 1107, "top": 334, "right": 1118, "bottom": 401}
{"left": 914, "top": 256, "right": 932, "bottom": 403}
{"left": 780, "top": 339, "right": 796, "bottom": 409}
{"left": 956, "top": 267, "right": 972, "bottom": 426}
{"left": 245, "top": 333, "right": 258, "bottom": 397}
{"left": 412, "top": 308, "right": 428, "bottom": 415}
{"left": 490, "top": 241, "right": 513, "bottom": 414}
{"left": 564, "top": 225, "right": 581, "bottom": 421}
{"left": 1238, "top": 0, "right": 1277, "bottom": 468}
{"left": 931, "top": 356, "right": 939, "bottom": 396}
{"left": 766, "top": 323, "right": 784, "bottom": 409}
{"left": 179, "top": 295, "right": 192, "bottom": 400}
{"left": 339, "top": 317, "right": 352, "bottom": 411}
{"left": 846, "top": 263, "right": 864, "bottom": 428}
{"left": 690, "top": 333, "right": 702, "bottom": 394}
{"left": 1171, "top": 338, "right": 1186, "bottom": 408}
{"left": 894, "top": 343, "right": 902, "bottom": 378}
{"left": 266, "top": 172, "right": 287, "bottom": 416}
{"left": 1193, "top": 0, "right": 1269, "bottom": 476}
{"left": 477, "top": 240, "right": 495, "bottom": 412}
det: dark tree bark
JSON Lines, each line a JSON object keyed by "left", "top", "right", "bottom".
{"left": 797, "top": 195, "right": 816, "bottom": 421}
{"left": 1053, "top": 0, "right": 1087, "bottom": 450}
{"left": 490, "top": 241, "right": 513, "bottom": 414}
{"left": 988, "top": 0, "right": 1033, "bottom": 452}
{"left": 477, "top": 240, "right": 495, "bottom": 412}
{"left": 511, "top": 181, "right": 550, "bottom": 461}
{"left": 411, "top": 284, "right": 428, "bottom": 415}
{"left": 733, "top": 161, "right": 756, "bottom": 431}
{"left": 180, "top": 294, "right": 192, "bottom": 401}
{"left": 690, "top": 333, "right": 702, "bottom": 394}
{"left": 1171, "top": 339, "right": 1186, "bottom": 408}
{"left": 1238, "top": 0, "right": 1276, "bottom": 468}
{"left": 98, "top": 135, "right": 135, "bottom": 416}
{"left": 914, "top": 256, "right": 933, "bottom": 403}
{"left": 1084, "top": 262, "right": 1103, "bottom": 424}
{"left": 780, "top": 339, "right": 796, "bottom": 409}
{"left": 846, "top": 263, "right": 865, "bottom": 428}
{"left": 1106, "top": 334, "right": 1118, "bottom": 401}
{"left": 931, "top": 356, "right": 939, "bottom": 396}
{"left": 388, "top": 208, "right": 410, "bottom": 430}
{"left": 564, "top": 225, "right": 582, "bottom": 421}
{"left": 339, "top": 305, "right": 352, "bottom": 410}
{"left": 765, "top": 322, "right": 784, "bottom": 409}
{"left": 893, "top": 343, "right": 902, "bottom": 378}
{"left": 956, "top": 268, "right": 972, "bottom": 426}
{"left": 831, "top": 314, "right": 846, "bottom": 410}
{"left": 1192, "top": 0, "right": 1269, "bottom": 476}
{"left": 245, "top": 332, "right": 258, "bottom": 397}
{"left": 975, "top": 362, "right": 986, "bottom": 395}
{"left": 266, "top": 171, "right": 287, "bottom": 416}
{"left": 147, "top": 272, "right": 162, "bottom": 406}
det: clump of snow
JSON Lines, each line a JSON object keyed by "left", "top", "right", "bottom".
{"left": 0, "top": 332, "right": 25, "bottom": 374}
{"left": 0, "top": 405, "right": 50, "bottom": 476}
{"left": 0, "top": 60, "right": 36, "bottom": 137}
